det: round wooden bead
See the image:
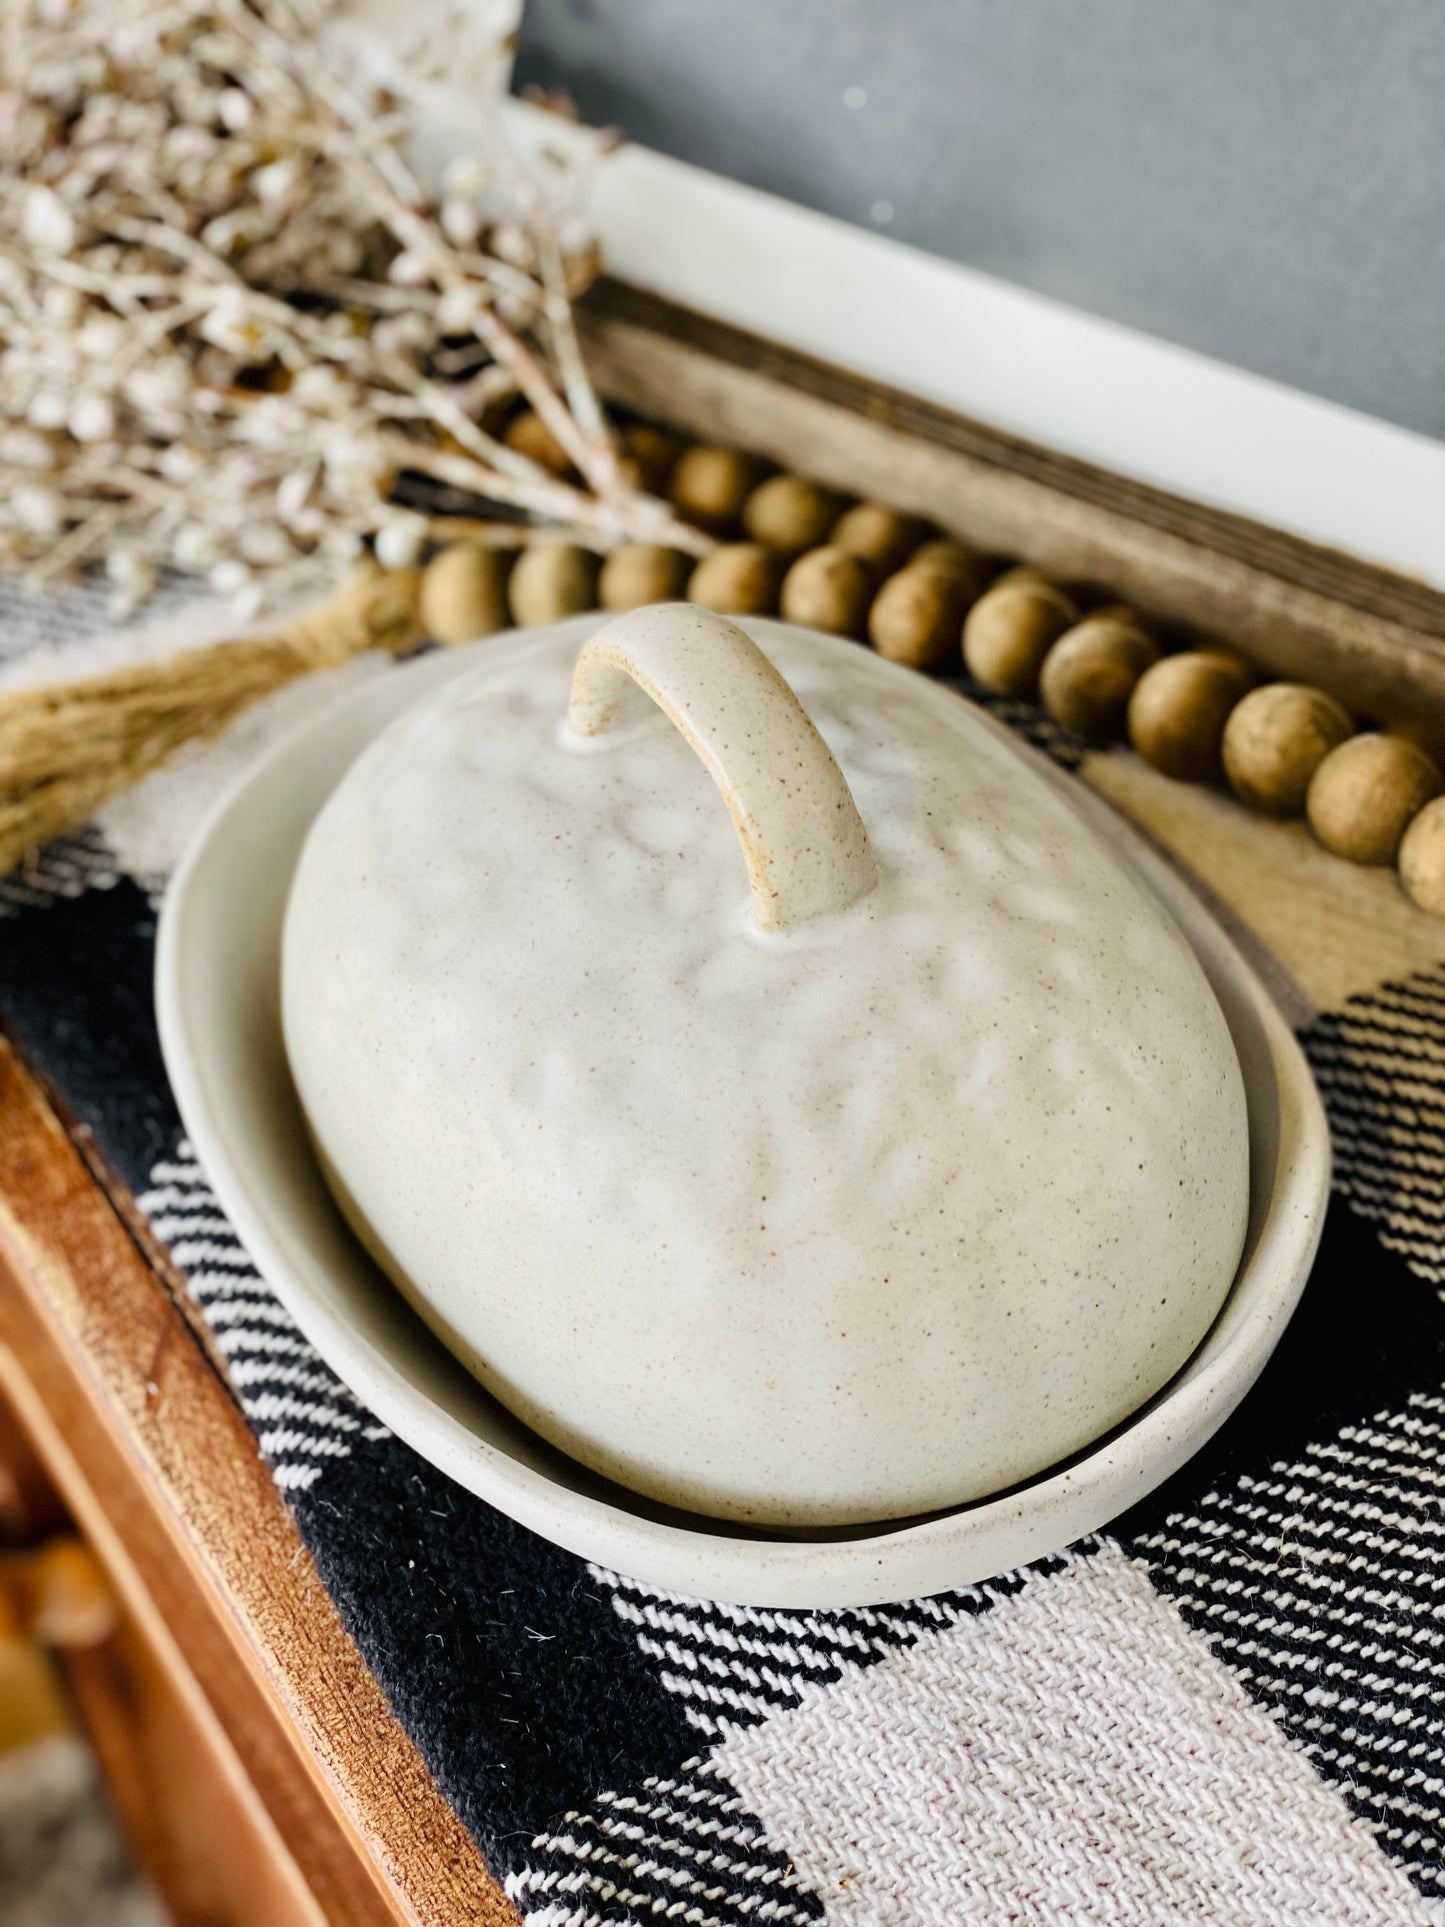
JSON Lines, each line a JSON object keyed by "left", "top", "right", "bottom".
{"left": 868, "top": 562, "right": 971, "bottom": 671}
{"left": 994, "top": 565, "right": 1059, "bottom": 592}
{"left": 909, "top": 538, "right": 989, "bottom": 596}
{"left": 1306, "top": 733, "right": 1442, "bottom": 865}
{"left": 598, "top": 543, "right": 692, "bottom": 612}
{"left": 669, "top": 446, "right": 767, "bottom": 535}
{"left": 963, "top": 572, "right": 1080, "bottom": 699}
{"left": 1039, "top": 613, "right": 1159, "bottom": 740}
{"left": 743, "top": 474, "right": 844, "bottom": 554}
{"left": 508, "top": 543, "right": 599, "bottom": 626}
{"left": 1127, "top": 651, "right": 1254, "bottom": 782}
{"left": 831, "top": 503, "right": 931, "bottom": 574}
{"left": 687, "top": 542, "right": 782, "bottom": 616}
{"left": 779, "top": 545, "right": 875, "bottom": 637}
{"left": 418, "top": 541, "right": 512, "bottom": 645}
{"left": 618, "top": 421, "right": 684, "bottom": 494}
{"left": 1221, "top": 683, "right": 1353, "bottom": 816}
{"left": 1399, "top": 796, "right": 1445, "bottom": 916}
{"left": 503, "top": 408, "right": 575, "bottom": 479}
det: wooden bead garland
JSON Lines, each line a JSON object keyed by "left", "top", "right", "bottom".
{"left": 687, "top": 542, "right": 782, "bottom": 616}
{"left": 1221, "top": 682, "right": 1353, "bottom": 816}
{"left": 1127, "top": 651, "right": 1254, "bottom": 782}
{"left": 1306, "top": 734, "right": 1442, "bottom": 866}
{"left": 599, "top": 543, "right": 692, "bottom": 612}
{"left": 1038, "top": 611, "right": 1158, "bottom": 740}
{"left": 963, "top": 569, "right": 1080, "bottom": 700}
{"left": 780, "top": 545, "right": 876, "bottom": 638}
{"left": 418, "top": 541, "right": 512, "bottom": 644}
{"left": 14, "top": 380, "right": 1445, "bottom": 922}
{"left": 743, "top": 474, "right": 845, "bottom": 554}
{"left": 508, "top": 542, "right": 599, "bottom": 626}
{"left": 443, "top": 436, "right": 1445, "bottom": 921}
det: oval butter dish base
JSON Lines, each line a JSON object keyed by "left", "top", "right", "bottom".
{"left": 157, "top": 617, "right": 1330, "bottom": 1609}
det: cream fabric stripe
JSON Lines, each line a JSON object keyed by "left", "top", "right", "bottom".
{"left": 712, "top": 1545, "right": 1441, "bottom": 1927}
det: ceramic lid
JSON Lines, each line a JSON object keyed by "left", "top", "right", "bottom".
{"left": 282, "top": 606, "right": 1249, "bottom": 1527}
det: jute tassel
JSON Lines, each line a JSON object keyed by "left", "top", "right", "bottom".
{"left": 0, "top": 560, "right": 423, "bottom": 877}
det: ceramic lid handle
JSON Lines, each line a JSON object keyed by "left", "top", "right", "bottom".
{"left": 567, "top": 605, "right": 878, "bottom": 933}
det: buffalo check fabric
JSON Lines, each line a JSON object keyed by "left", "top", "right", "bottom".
{"left": 5, "top": 581, "right": 1445, "bottom": 1926}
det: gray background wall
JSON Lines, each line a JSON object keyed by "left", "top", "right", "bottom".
{"left": 514, "top": 0, "right": 1445, "bottom": 443}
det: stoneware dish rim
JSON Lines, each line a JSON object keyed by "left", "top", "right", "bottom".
{"left": 155, "top": 614, "right": 1330, "bottom": 1607}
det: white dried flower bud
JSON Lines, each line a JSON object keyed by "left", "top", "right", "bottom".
{"left": 442, "top": 155, "right": 490, "bottom": 197}
{"left": 159, "top": 444, "right": 201, "bottom": 483}
{"left": 0, "top": 427, "right": 54, "bottom": 470}
{"left": 441, "top": 195, "right": 481, "bottom": 248}
{"left": 276, "top": 469, "right": 313, "bottom": 521}
{"left": 79, "top": 315, "right": 126, "bottom": 359}
{"left": 436, "top": 285, "right": 483, "bottom": 334}
{"left": 23, "top": 184, "right": 75, "bottom": 255}
{"left": 293, "top": 365, "right": 352, "bottom": 411}
{"left": 165, "top": 123, "right": 212, "bottom": 163}
{"left": 209, "top": 559, "right": 251, "bottom": 595}
{"left": 199, "top": 290, "right": 261, "bottom": 355}
{"left": 218, "top": 88, "right": 254, "bottom": 131}
{"left": 253, "top": 158, "right": 298, "bottom": 208}
{"left": 123, "top": 363, "right": 188, "bottom": 422}
{"left": 69, "top": 392, "right": 116, "bottom": 442}
{"left": 322, "top": 232, "right": 366, "bottom": 277}
{"left": 202, "top": 211, "right": 258, "bottom": 255}
{"left": 370, "top": 313, "right": 431, "bottom": 359}
{"left": 235, "top": 394, "right": 305, "bottom": 451}
{"left": 27, "top": 391, "right": 69, "bottom": 431}
{"left": 73, "top": 96, "right": 117, "bottom": 143}
{"left": 490, "top": 220, "right": 536, "bottom": 271}
{"left": 41, "top": 285, "right": 82, "bottom": 328}
{"left": 374, "top": 513, "right": 428, "bottom": 570}
{"left": 116, "top": 98, "right": 163, "bottom": 142}
{"left": 289, "top": 505, "right": 328, "bottom": 539}
{"left": 106, "top": 19, "right": 159, "bottom": 63}
{"left": 12, "top": 486, "right": 62, "bottom": 536}
{"left": 387, "top": 249, "right": 431, "bottom": 287}
{"left": 105, "top": 545, "right": 158, "bottom": 614}
{"left": 173, "top": 521, "right": 220, "bottom": 571}
{"left": 238, "top": 521, "right": 293, "bottom": 566}
{"left": 230, "top": 580, "right": 265, "bottom": 623}
{"left": 323, "top": 428, "right": 390, "bottom": 495}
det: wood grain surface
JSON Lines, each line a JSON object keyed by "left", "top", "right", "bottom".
{"left": 0, "top": 1035, "right": 516, "bottom": 1927}
{"left": 581, "top": 280, "right": 1445, "bottom": 737}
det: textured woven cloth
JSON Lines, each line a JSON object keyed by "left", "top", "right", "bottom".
{"left": 4, "top": 579, "right": 1445, "bottom": 1925}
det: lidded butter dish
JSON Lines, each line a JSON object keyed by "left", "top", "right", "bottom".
{"left": 282, "top": 604, "right": 1250, "bottom": 1528}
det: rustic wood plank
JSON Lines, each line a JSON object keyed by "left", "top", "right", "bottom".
{"left": 0, "top": 1036, "right": 516, "bottom": 1927}
{"left": 581, "top": 280, "right": 1445, "bottom": 736}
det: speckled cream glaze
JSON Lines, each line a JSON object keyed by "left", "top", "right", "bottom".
{"left": 282, "top": 611, "right": 1249, "bottom": 1527}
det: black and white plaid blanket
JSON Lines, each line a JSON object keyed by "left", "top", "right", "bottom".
{"left": 4, "top": 583, "right": 1443, "bottom": 1925}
